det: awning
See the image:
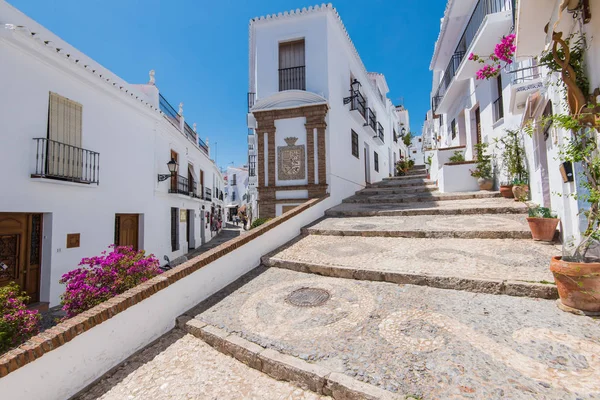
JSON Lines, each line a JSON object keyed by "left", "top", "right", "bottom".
{"left": 188, "top": 164, "right": 198, "bottom": 182}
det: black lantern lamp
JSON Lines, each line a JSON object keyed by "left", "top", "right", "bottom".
{"left": 158, "top": 158, "right": 178, "bottom": 182}
{"left": 401, "top": 127, "right": 407, "bottom": 137}
{"left": 343, "top": 79, "right": 362, "bottom": 105}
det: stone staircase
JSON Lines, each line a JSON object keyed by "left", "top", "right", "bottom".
{"left": 264, "top": 165, "right": 559, "bottom": 299}
{"left": 175, "top": 168, "right": 600, "bottom": 399}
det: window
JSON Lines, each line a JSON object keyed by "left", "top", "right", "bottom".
{"left": 412, "top": 150, "right": 417, "bottom": 154}
{"left": 279, "top": 39, "right": 305, "bottom": 91}
{"left": 351, "top": 130, "right": 359, "bottom": 158}
{"left": 374, "top": 151, "right": 379, "bottom": 172}
{"left": 542, "top": 100, "right": 553, "bottom": 141}
{"left": 439, "top": 114, "right": 444, "bottom": 125}
{"left": 493, "top": 75, "right": 504, "bottom": 122}
{"left": 171, "top": 208, "right": 179, "bottom": 252}
{"left": 451, "top": 119, "right": 456, "bottom": 140}
{"left": 232, "top": 173, "right": 237, "bottom": 186}
{"left": 47, "top": 92, "right": 83, "bottom": 178}
{"left": 418, "top": 138, "right": 422, "bottom": 143}
{"left": 200, "top": 169, "right": 204, "bottom": 197}
{"left": 232, "top": 191, "right": 236, "bottom": 201}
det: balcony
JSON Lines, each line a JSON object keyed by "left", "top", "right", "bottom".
{"left": 509, "top": 58, "right": 544, "bottom": 114}
{"left": 159, "top": 94, "right": 180, "bottom": 129}
{"left": 365, "top": 108, "right": 376, "bottom": 132}
{"left": 204, "top": 187, "right": 212, "bottom": 201}
{"left": 31, "top": 138, "right": 100, "bottom": 185}
{"left": 169, "top": 175, "right": 200, "bottom": 198}
{"left": 279, "top": 66, "right": 306, "bottom": 91}
{"left": 349, "top": 90, "right": 367, "bottom": 120}
{"left": 492, "top": 96, "right": 504, "bottom": 123}
{"left": 375, "top": 122, "right": 385, "bottom": 145}
{"left": 183, "top": 122, "right": 197, "bottom": 143}
{"left": 433, "top": 0, "right": 513, "bottom": 114}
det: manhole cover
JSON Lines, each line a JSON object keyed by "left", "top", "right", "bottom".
{"left": 286, "top": 287, "right": 330, "bottom": 307}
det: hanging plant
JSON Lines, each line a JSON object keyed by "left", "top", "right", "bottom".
{"left": 469, "top": 34, "right": 516, "bottom": 80}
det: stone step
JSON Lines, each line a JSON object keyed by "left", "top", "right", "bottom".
{"left": 367, "top": 178, "right": 435, "bottom": 188}
{"left": 186, "top": 267, "right": 598, "bottom": 397}
{"left": 342, "top": 191, "right": 501, "bottom": 204}
{"left": 383, "top": 173, "right": 428, "bottom": 180}
{"left": 302, "top": 214, "right": 533, "bottom": 239}
{"left": 357, "top": 185, "right": 438, "bottom": 196}
{"left": 263, "top": 235, "right": 559, "bottom": 299}
{"left": 325, "top": 198, "right": 527, "bottom": 217}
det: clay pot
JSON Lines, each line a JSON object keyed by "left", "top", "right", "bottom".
{"left": 526, "top": 217, "right": 559, "bottom": 241}
{"left": 550, "top": 256, "right": 600, "bottom": 313}
{"left": 499, "top": 185, "right": 514, "bottom": 198}
{"left": 512, "top": 184, "right": 529, "bottom": 201}
{"left": 477, "top": 177, "right": 493, "bottom": 191}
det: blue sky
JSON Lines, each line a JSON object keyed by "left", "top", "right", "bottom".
{"left": 9, "top": 0, "right": 447, "bottom": 169}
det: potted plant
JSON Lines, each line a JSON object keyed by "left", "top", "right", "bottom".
{"left": 425, "top": 154, "right": 433, "bottom": 179}
{"left": 526, "top": 204, "right": 559, "bottom": 242}
{"left": 531, "top": 31, "right": 600, "bottom": 313}
{"left": 495, "top": 128, "right": 528, "bottom": 199}
{"left": 470, "top": 143, "right": 493, "bottom": 190}
{"left": 395, "top": 156, "right": 408, "bottom": 176}
{"left": 511, "top": 178, "right": 529, "bottom": 201}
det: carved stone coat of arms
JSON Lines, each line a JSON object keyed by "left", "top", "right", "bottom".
{"left": 278, "top": 137, "right": 306, "bottom": 181}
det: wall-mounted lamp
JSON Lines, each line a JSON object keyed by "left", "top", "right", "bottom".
{"left": 401, "top": 127, "right": 407, "bottom": 137}
{"left": 158, "top": 158, "right": 178, "bottom": 182}
{"left": 343, "top": 79, "right": 362, "bottom": 105}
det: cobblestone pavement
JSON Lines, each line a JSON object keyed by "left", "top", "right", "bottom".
{"left": 326, "top": 197, "right": 527, "bottom": 216}
{"left": 305, "top": 214, "right": 531, "bottom": 238}
{"left": 186, "top": 222, "right": 248, "bottom": 259}
{"left": 190, "top": 267, "right": 600, "bottom": 400}
{"left": 75, "top": 330, "right": 330, "bottom": 400}
{"left": 268, "top": 235, "right": 558, "bottom": 283}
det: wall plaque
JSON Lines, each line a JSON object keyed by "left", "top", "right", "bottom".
{"left": 66, "top": 233, "right": 80, "bottom": 248}
{"left": 180, "top": 209, "right": 187, "bottom": 222}
{"left": 277, "top": 137, "right": 306, "bottom": 181}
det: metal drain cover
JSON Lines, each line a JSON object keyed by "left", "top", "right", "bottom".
{"left": 286, "top": 287, "right": 330, "bottom": 307}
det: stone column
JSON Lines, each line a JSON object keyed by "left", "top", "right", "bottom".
{"left": 305, "top": 124, "right": 316, "bottom": 185}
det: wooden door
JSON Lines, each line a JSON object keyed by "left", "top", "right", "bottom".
{"left": 475, "top": 107, "right": 482, "bottom": 145}
{"left": 115, "top": 214, "right": 139, "bottom": 251}
{"left": 0, "top": 213, "right": 42, "bottom": 303}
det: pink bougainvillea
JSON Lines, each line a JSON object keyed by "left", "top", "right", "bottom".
{"left": 60, "top": 245, "right": 162, "bottom": 318}
{"left": 469, "top": 34, "right": 516, "bottom": 80}
{"left": 0, "top": 282, "right": 41, "bottom": 353}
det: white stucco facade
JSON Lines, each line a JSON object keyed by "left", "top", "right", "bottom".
{"left": 426, "top": 0, "right": 594, "bottom": 242}
{"left": 0, "top": 1, "right": 225, "bottom": 307}
{"left": 247, "top": 5, "right": 408, "bottom": 218}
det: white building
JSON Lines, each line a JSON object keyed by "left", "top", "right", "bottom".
{"left": 247, "top": 4, "right": 407, "bottom": 218}
{"left": 0, "top": 1, "right": 225, "bottom": 307}
{"left": 224, "top": 165, "right": 250, "bottom": 221}
{"left": 426, "top": 0, "right": 596, "bottom": 241}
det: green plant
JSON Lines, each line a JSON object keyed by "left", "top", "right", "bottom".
{"left": 528, "top": 204, "right": 558, "bottom": 219}
{"left": 426, "top": 154, "right": 433, "bottom": 167}
{"left": 402, "top": 131, "right": 414, "bottom": 148}
{"left": 0, "top": 282, "right": 41, "bottom": 353}
{"left": 495, "top": 128, "right": 528, "bottom": 184}
{"left": 448, "top": 151, "right": 465, "bottom": 163}
{"left": 470, "top": 143, "right": 492, "bottom": 179}
{"left": 539, "top": 34, "right": 590, "bottom": 101}
{"left": 250, "top": 218, "right": 271, "bottom": 229}
{"left": 408, "top": 159, "right": 415, "bottom": 168}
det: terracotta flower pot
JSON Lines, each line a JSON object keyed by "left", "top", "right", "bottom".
{"left": 512, "top": 184, "right": 529, "bottom": 201}
{"left": 526, "top": 217, "right": 559, "bottom": 241}
{"left": 550, "top": 256, "right": 600, "bottom": 313}
{"left": 477, "top": 177, "right": 493, "bottom": 191}
{"left": 499, "top": 185, "right": 514, "bottom": 198}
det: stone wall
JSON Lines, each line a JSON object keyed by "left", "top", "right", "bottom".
{"left": 254, "top": 104, "right": 329, "bottom": 218}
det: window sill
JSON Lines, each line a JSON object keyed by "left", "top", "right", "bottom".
{"left": 492, "top": 117, "right": 505, "bottom": 129}
{"left": 31, "top": 176, "right": 99, "bottom": 188}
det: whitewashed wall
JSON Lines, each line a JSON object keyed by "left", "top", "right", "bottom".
{"left": 0, "top": 6, "right": 224, "bottom": 306}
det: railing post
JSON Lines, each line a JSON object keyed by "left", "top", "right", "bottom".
{"left": 178, "top": 102, "right": 185, "bottom": 132}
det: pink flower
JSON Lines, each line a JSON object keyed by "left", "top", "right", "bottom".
{"left": 468, "top": 52, "right": 475, "bottom": 61}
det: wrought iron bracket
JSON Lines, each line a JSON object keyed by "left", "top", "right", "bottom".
{"left": 157, "top": 174, "right": 172, "bottom": 182}
{"left": 343, "top": 96, "right": 354, "bottom": 105}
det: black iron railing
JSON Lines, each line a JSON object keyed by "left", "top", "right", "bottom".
{"left": 159, "top": 93, "right": 180, "bottom": 129}
{"left": 279, "top": 66, "right": 306, "bottom": 91}
{"left": 365, "top": 108, "right": 376, "bottom": 131}
{"left": 493, "top": 96, "right": 504, "bottom": 122}
{"left": 377, "top": 122, "right": 385, "bottom": 143}
{"left": 205, "top": 187, "right": 212, "bottom": 201}
{"left": 198, "top": 138, "right": 209, "bottom": 155}
{"left": 169, "top": 175, "right": 195, "bottom": 195}
{"left": 248, "top": 92, "right": 256, "bottom": 112}
{"left": 432, "top": 0, "right": 512, "bottom": 112}
{"left": 32, "top": 138, "right": 100, "bottom": 184}
{"left": 183, "top": 122, "right": 197, "bottom": 143}
{"left": 219, "top": 192, "right": 223, "bottom": 201}
{"left": 350, "top": 90, "right": 367, "bottom": 119}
